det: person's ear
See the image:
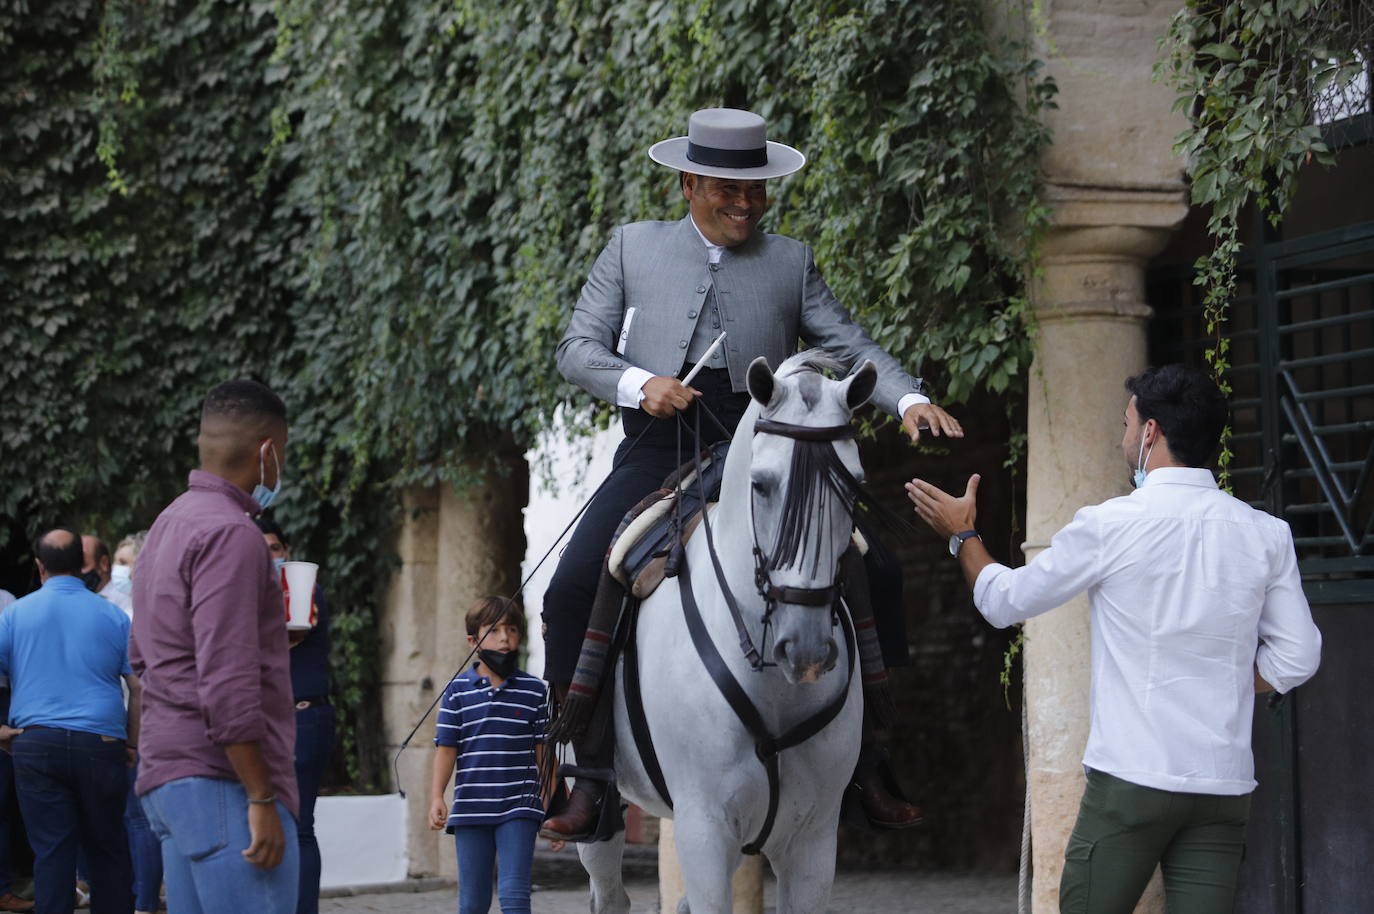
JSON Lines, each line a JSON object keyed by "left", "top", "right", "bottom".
{"left": 467, "top": 634, "right": 477, "bottom": 648}
{"left": 100, "top": 555, "right": 111, "bottom": 575}
{"left": 681, "top": 172, "right": 695, "bottom": 202}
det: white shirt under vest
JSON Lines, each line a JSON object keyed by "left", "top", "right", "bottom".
{"left": 974, "top": 466, "right": 1322, "bottom": 795}
{"left": 614, "top": 218, "right": 930, "bottom": 416}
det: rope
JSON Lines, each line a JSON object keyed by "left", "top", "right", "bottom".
{"left": 389, "top": 417, "right": 659, "bottom": 797}
{"left": 1018, "top": 698, "right": 1032, "bottom": 914}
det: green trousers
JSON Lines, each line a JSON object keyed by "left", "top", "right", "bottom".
{"left": 1059, "top": 768, "right": 1251, "bottom": 914}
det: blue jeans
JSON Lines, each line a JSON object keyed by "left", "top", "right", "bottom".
{"left": 11, "top": 727, "right": 133, "bottom": 914}
{"left": 139, "top": 777, "right": 298, "bottom": 914}
{"left": 292, "top": 704, "right": 335, "bottom": 914}
{"left": 0, "top": 690, "right": 16, "bottom": 897}
{"left": 124, "top": 765, "right": 160, "bottom": 911}
{"left": 453, "top": 818, "right": 539, "bottom": 914}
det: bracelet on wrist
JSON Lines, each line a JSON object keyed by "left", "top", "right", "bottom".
{"left": 247, "top": 794, "right": 276, "bottom": 806}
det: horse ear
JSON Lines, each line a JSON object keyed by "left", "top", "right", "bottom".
{"left": 746, "top": 356, "right": 776, "bottom": 407}
{"left": 842, "top": 360, "right": 878, "bottom": 411}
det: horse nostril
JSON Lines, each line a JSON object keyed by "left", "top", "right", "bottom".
{"left": 773, "top": 639, "right": 791, "bottom": 663}
{"left": 824, "top": 641, "right": 839, "bottom": 671}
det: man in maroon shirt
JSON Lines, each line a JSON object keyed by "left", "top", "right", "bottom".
{"left": 130, "top": 379, "right": 299, "bottom": 914}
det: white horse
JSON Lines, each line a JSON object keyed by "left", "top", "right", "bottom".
{"left": 578, "top": 351, "right": 876, "bottom": 913}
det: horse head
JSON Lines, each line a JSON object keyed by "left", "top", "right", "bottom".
{"left": 744, "top": 351, "right": 877, "bottom": 685}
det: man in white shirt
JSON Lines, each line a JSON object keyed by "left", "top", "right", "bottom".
{"left": 906, "top": 363, "right": 1322, "bottom": 914}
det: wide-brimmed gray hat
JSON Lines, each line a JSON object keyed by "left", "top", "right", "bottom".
{"left": 648, "top": 108, "right": 806, "bottom": 180}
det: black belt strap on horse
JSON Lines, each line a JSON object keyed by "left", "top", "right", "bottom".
{"left": 677, "top": 542, "right": 856, "bottom": 855}
{"left": 622, "top": 597, "right": 674, "bottom": 810}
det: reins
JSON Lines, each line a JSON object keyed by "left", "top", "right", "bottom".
{"left": 659, "top": 401, "right": 857, "bottom": 855}
{"left": 389, "top": 417, "right": 663, "bottom": 799}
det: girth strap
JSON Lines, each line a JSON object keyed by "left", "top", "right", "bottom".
{"left": 622, "top": 599, "right": 674, "bottom": 810}
{"left": 677, "top": 541, "right": 856, "bottom": 856}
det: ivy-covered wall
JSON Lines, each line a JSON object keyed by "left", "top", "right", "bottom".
{"left": 2, "top": 0, "right": 1051, "bottom": 791}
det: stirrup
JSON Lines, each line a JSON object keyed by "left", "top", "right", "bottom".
{"left": 559, "top": 764, "right": 616, "bottom": 785}
{"left": 840, "top": 756, "right": 924, "bottom": 831}
{"left": 542, "top": 769, "right": 624, "bottom": 844}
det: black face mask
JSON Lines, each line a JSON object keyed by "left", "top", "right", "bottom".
{"left": 478, "top": 649, "right": 518, "bottom": 680}
{"left": 81, "top": 570, "right": 102, "bottom": 593}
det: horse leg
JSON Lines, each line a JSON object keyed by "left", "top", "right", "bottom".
{"left": 673, "top": 814, "right": 741, "bottom": 914}
{"left": 576, "top": 830, "right": 631, "bottom": 914}
{"left": 768, "top": 830, "right": 839, "bottom": 914}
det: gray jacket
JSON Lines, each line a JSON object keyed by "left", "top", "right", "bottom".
{"left": 556, "top": 216, "right": 923, "bottom": 417}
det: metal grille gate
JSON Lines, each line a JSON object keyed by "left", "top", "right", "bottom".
{"left": 1149, "top": 216, "right": 1374, "bottom": 913}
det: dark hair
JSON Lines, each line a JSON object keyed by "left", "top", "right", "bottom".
{"left": 202, "top": 379, "right": 287, "bottom": 426}
{"left": 33, "top": 528, "right": 84, "bottom": 576}
{"left": 464, "top": 596, "right": 526, "bottom": 640}
{"left": 87, "top": 536, "right": 110, "bottom": 567}
{"left": 1124, "top": 364, "right": 1228, "bottom": 467}
{"left": 254, "top": 515, "right": 289, "bottom": 548}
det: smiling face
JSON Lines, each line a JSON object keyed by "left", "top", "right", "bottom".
{"left": 682, "top": 173, "right": 769, "bottom": 246}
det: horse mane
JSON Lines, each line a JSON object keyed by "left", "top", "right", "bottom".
{"left": 775, "top": 349, "right": 845, "bottom": 380}
{"left": 766, "top": 351, "right": 914, "bottom": 573}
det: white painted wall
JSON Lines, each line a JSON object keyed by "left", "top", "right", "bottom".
{"left": 520, "top": 419, "right": 622, "bottom": 678}
{"left": 317, "top": 794, "right": 409, "bottom": 888}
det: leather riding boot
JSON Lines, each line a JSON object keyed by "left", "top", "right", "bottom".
{"left": 540, "top": 778, "right": 605, "bottom": 840}
{"left": 852, "top": 740, "right": 925, "bottom": 829}
{"left": 540, "top": 679, "right": 616, "bottom": 841}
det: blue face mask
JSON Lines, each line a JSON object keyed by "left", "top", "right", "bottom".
{"left": 272, "top": 558, "right": 286, "bottom": 573}
{"left": 251, "top": 442, "right": 284, "bottom": 512}
{"left": 1132, "top": 435, "right": 1155, "bottom": 489}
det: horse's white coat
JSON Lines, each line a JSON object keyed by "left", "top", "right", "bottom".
{"left": 576, "top": 354, "right": 871, "bottom": 914}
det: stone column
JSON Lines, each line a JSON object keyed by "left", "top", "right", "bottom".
{"left": 658, "top": 821, "right": 764, "bottom": 913}
{"left": 380, "top": 485, "right": 445, "bottom": 878}
{"left": 380, "top": 448, "right": 529, "bottom": 880}
{"left": 1003, "top": 0, "right": 1195, "bottom": 908}
{"left": 1022, "top": 186, "right": 1186, "bottom": 913}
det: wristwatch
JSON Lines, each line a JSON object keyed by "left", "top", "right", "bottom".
{"left": 949, "top": 530, "right": 980, "bottom": 557}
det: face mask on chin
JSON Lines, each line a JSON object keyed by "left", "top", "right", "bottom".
{"left": 252, "top": 442, "right": 284, "bottom": 512}
{"left": 81, "top": 569, "right": 103, "bottom": 592}
{"left": 477, "top": 648, "right": 519, "bottom": 680}
{"left": 1132, "top": 432, "right": 1155, "bottom": 489}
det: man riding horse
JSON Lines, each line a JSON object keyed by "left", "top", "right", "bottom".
{"left": 541, "top": 108, "right": 963, "bottom": 840}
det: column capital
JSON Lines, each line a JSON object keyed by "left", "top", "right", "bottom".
{"left": 1032, "top": 184, "right": 1189, "bottom": 324}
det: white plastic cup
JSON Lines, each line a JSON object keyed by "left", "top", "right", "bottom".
{"left": 281, "top": 561, "right": 319, "bottom": 630}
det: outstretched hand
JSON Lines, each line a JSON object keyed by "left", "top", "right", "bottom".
{"left": 905, "top": 474, "right": 980, "bottom": 539}
{"left": 901, "top": 403, "right": 964, "bottom": 443}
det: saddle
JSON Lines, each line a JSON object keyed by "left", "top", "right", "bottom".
{"left": 607, "top": 441, "right": 731, "bottom": 600}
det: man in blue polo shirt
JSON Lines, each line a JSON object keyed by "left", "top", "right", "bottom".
{"left": 0, "top": 529, "right": 140, "bottom": 914}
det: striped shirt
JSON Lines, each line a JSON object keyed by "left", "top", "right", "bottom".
{"left": 434, "top": 665, "right": 548, "bottom": 828}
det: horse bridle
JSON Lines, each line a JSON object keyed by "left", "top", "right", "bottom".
{"left": 672, "top": 412, "right": 860, "bottom": 855}
{"left": 695, "top": 416, "right": 858, "bottom": 672}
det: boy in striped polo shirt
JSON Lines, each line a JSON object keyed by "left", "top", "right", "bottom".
{"left": 429, "top": 597, "right": 552, "bottom": 914}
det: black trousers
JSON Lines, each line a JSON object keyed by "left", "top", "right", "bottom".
{"left": 540, "top": 369, "right": 909, "bottom": 684}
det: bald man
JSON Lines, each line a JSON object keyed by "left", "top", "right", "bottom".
{"left": 0, "top": 528, "right": 139, "bottom": 914}
{"left": 130, "top": 379, "right": 300, "bottom": 914}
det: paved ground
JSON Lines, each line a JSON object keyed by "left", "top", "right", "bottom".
{"left": 321, "top": 870, "right": 1019, "bottom": 913}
